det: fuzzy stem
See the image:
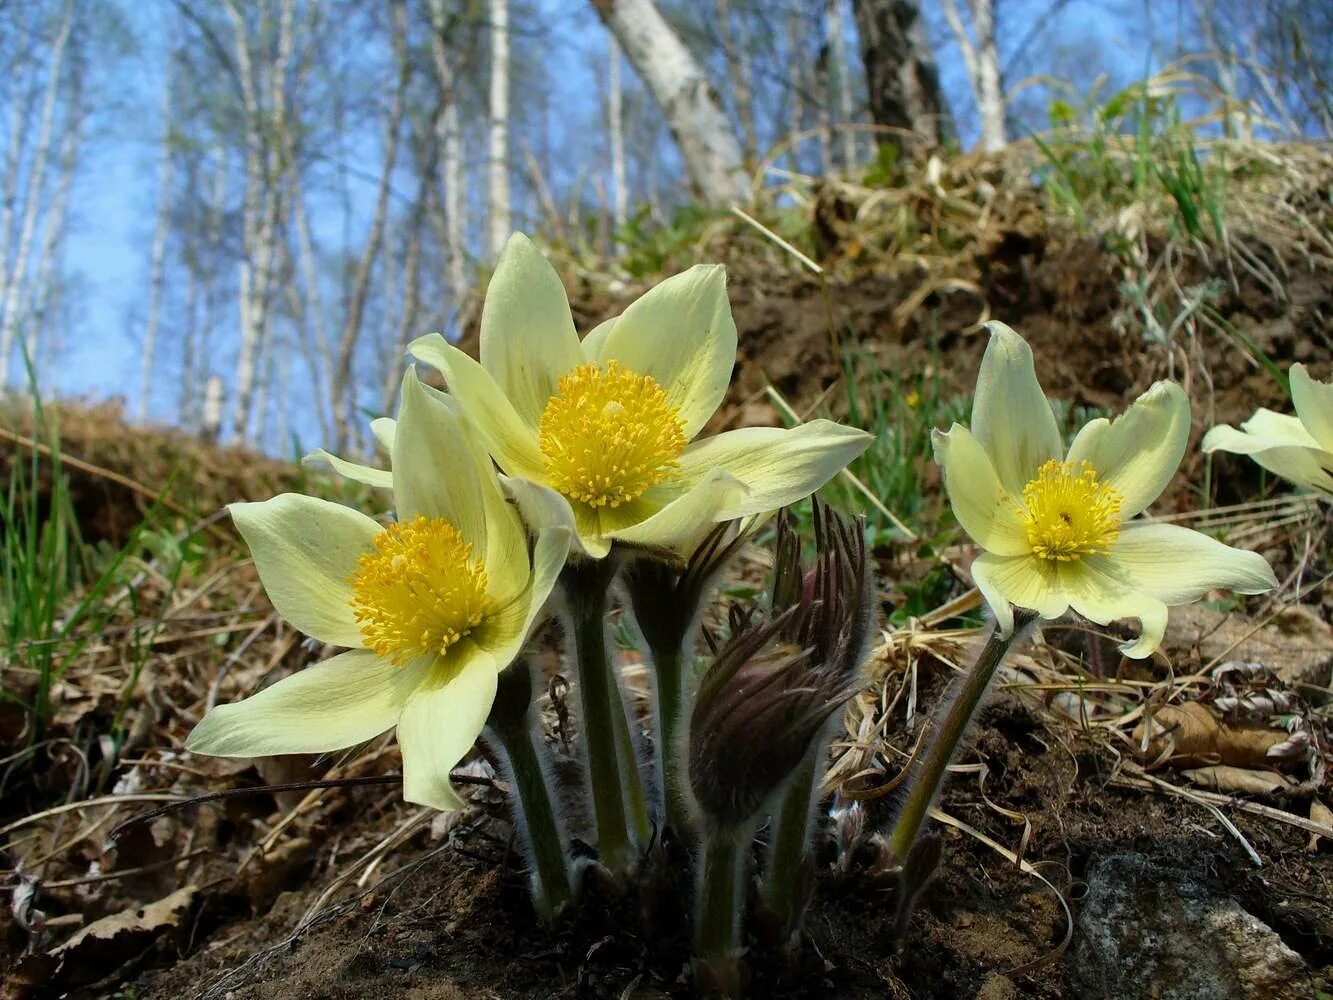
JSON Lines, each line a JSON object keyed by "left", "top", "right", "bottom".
{"left": 759, "top": 741, "right": 819, "bottom": 932}
{"left": 487, "top": 721, "right": 575, "bottom": 920}
{"left": 694, "top": 826, "right": 746, "bottom": 996}
{"left": 886, "top": 611, "right": 1035, "bottom": 861}
{"left": 649, "top": 636, "right": 689, "bottom": 832}
{"left": 566, "top": 559, "right": 645, "bottom": 873}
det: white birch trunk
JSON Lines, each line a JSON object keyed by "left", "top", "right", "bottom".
{"left": 608, "top": 35, "right": 628, "bottom": 227}
{"left": 428, "top": 0, "right": 467, "bottom": 312}
{"left": 28, "top": 90, "right": 81, "bottom": 384}
{"left": 138, "top": 63, "right": 177, "bottom": 422}
{"left": 592, "top": 0, "right": 750, "bottom": 206}
{"left": 0, "top": 0, "right": 73, "bottom": 386}
{"left": 940, "top": 0, "right": 1005, "bottom": 151}
{"left": 827, "top": 0, "right": 856, "bottom": 167}
{"left": 487, "top": 0, "right": 511, "bottom": 257}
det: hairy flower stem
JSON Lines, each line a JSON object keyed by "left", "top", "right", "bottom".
{"left": 565, "top": 559, "right": 649, "bottom": 874}
{"left": 649, "top": 637, "right": 689, "bottom": 832}
{"left": 759, "top": 742, "right": 819, "bottom": 938}
{"left": 887, "top": 610, "right": 1037, "bottom": 862}
{"left": 693, "top": 826, "right": 747, "bottom": 997}
{"left": 486, "top": 662, "right": 575, "bottom": 920}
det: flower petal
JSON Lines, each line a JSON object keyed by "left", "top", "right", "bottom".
{"left": 499, "top": 474, "right": 608, "bottom": 559}
{"left": 579, "top": 315, "right": 618, "bottom": 364}
{"left": 1058, "top": 558, "right": 1169, "bottom": 659}
{"left": 393, "top": 371, "right": 490, "bottom": 552}
{"left": 302, "top": 448, "right": 393, "bottom": 489}
{"left": 479, "top": 233, "right": 584, "bottom": 426}
{"left": 1289, "top": 364, "right": 1333, "bottom": 451}
{"left": 1066, "top": 381, "right": 1189, "bottom": 517}
{"left": 1203, "top": 413, "right": 1318, "bottom": 453}
{"left": 676, "top": 420, "right": 871, "bottom": 519}
{"left": 608, "top": 467, "right": 749, "bottom": 554}
{"left": 932, "top": 425, "right": 1030, "bottom": 556}
{"left": 589, "top": 265, "right": 736, "bottom": 439}
{"left": 398, "top": 643, "right": 498, "bottom": 811}
{"left": 1203, "top": 424, "right": 1333, "bottom": 496}
{"left": 186, "top": 649, "right": 429, "bottom": 756}
{"left": 1107, "top": 523, "right": 1277, "bottom": 605}
{"left": 476, "top": 527, "right": 570, "bottom": 667}
{"left": 370, "top": 417, "right": 396, "bottom": 452}
{"left": 230, "top": 494, "right": 379, "bottom": 647}
{"left": 971, "top": 551, "right": 1067, "bottom": 637}
{"left": 971, "top": 322, "right": 1063, "bottom": 495}
{"left": 408, "top": 333, "right": 546, "bottom": 479}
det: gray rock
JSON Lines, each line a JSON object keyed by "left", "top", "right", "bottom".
{"left": 1072, "top": 853, "right": 1309, "bottom": 1000}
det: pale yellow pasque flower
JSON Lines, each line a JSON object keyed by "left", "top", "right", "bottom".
{"left": 934, "top": 322, "right": 1276, "bottom": 658}
{"left": 1202, "top": 364, "right": 1333, "bottom": 499}
{"left": 407, "top": 233, "right": 872, "bottom": 558}
{"left": 187, "top": 372, "right": 570, "bottom": 810}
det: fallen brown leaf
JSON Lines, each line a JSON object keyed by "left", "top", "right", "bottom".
{"left": 1134, "top": 701, "right": 1288, "bottom": 768}
{"left": 1182, "top": 765, "right": 1294, "bottom": 796}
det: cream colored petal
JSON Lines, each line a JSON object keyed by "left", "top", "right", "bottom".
{"left": 479, "top": 233, "right": 584, "bottom": 426}
{"left": 1289, "top": 364, "right": 1333, "bottom": 451}
{"left": 579, "top": 315, "right": 618, "bottom": 364}
{"left": 931, "top": 425, "right": 1030, "bottom": 556}
{"left": 591, "top": 265, "right": 736, "bottom": 439}
{"left": 186, "top": 649, "right": 429, "bottom": 756}
{"left": 498, "top": 474, "right": 607, "bottom": 558}
{"left": 230, "top": 494, "right": 378, "bottom": 647}
{"left": 407, "top": 333, "right": 546, "bottom": 480}
{"left": 1107, "top": 523, "right": 1277, "bottom": 605}
{"left": 1202, "top": 426, "right": 1333, "bottom": 496}
{"left": 1066, "top": 381, "right": 1189, "bottom": 518}
{"left": 370, "top": 417, "right": 396, "bottom": 452}
{"left": 972, "top": 321, "right": 1063, "bottom": 495}
{"left": 476, "top": 527, "right": 570, "bottom": 668}
{"left": 393, "top": 371, "right": 489, "bottom": 551}
{"left": 676, "top": 421, "right": 871, "bottom": 520}
{"left": 302, "top": 448, "right": 393, "bottom": 489}
{"left": 1058, "top": 558, "right": 1169, "bottom": 660}
{"left": 972, "top": 550, "right": 1068, "bottom": 629}
{"left": 398, "top": 643, "right": 498, "bottom": 811}
{"left": 608, "top": 467, "right": 749, "bottom": 554}
{"left": 1241, "top": 408, "right": 1323, "bottom": 447}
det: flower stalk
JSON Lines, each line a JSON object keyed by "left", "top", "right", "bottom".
{"left": 886, "top": 609, "right": 1036, "bottom": 863}
{"left": 485, "top": 660, "right": 575, "bottom": 920}
{"left": 757, "top": 742, "right": 819, "bottom": 944}
{"left": 693, "top": 826, "right": 749, "bottom": 998}
{"left": 564, "top": 557, "right": 649, "bottom": 874}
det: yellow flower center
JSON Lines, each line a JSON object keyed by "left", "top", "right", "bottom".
{"left": 349, "top": 516, "right": 489, "bottom": 663}
{"left": 537, "top": 360, "right": 687, "bottom": 508}
{"left": 1019, "top": 459, "right": 1124, "bottom": 562}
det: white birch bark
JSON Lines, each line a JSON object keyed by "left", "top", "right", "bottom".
{"left": 28, "top": 86, "right": 81, "bottom": 384}
{"left": 0, "top": 0, "right": 73, "bottom": 386}
{"left": 591, "top": 0, "right": 750, "bottom": 206}
{"left": 138, "top": 62, "right": 177, "bottom": 421}
{"left": 827, "top": 0, "right": 856, "bottom": 167}
{"left": 608, "top": 35, "right": 628, "bottom": 227}
{"left": 487, "top": 0, "right": 511, "bottom": 257}
{"left": 940, "top": 0, "right": 1005, "bottom": 151}
{"left": 428, "top": 0, "right": 467, "bottom": 312}
{"left": 1, "top": 38, "right": 39, "bottom": 312}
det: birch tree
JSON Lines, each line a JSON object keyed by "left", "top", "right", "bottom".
{"left": 850, "top": 0, "right": 953, "bottom": 147}
{"left": 138, "top": 58, "right": 177, "bottom": 421}
{"left": 488, "top": 0, "right": 511, "bottom": 256}
{"left": 608, "top": 35, "right": 628, "bottom": 227}
{"left": 0, "top": 0, "right": 74, "bottom": 385}
{"left": 591, "top": 0, "right": 750, "bottom": 206}
{"left": 428, "top": 0, "right": 469, "bottom": 311}
{"left": 939, "top": 0, "right": 1006, "bottom": 151}
{"left": 826, "top": 0, "right": 857, "bottom": 167}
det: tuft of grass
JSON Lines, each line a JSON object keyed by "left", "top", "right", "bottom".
{"left": 0, "top": 389, "right": 187, "bottom": 752}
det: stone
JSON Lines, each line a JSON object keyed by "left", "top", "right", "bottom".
{"left": 1073, "top": 853, "right": 1309, "bottom": 999}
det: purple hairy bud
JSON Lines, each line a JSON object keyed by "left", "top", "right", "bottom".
{"left": 687, "top": 503, "right": 874, "bottom": 834}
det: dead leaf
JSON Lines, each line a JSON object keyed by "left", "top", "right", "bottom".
{"left": 1134, "top": 701, "right": 1288, "bottom": 767}
{"left": 1182, "top": 765, "right": 1294, "bottom": 796}
{"left": 11, "top": 883, "right": 197, "bottom": 990}
{"left": 247, "top": 836, "right": 315, "bottom": 912}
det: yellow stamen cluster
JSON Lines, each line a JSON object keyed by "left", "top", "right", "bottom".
{"left": 350, "top": 516, "right": 489, "bottom": 663}
{"left": 538, "top": 360, "right": 687, "bottom": 508}
{"left": 1019, "top": 459, "right": 1124, "bottom": 562}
